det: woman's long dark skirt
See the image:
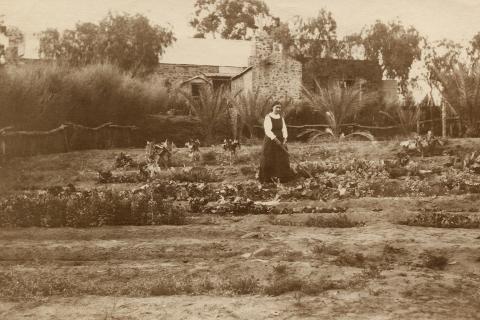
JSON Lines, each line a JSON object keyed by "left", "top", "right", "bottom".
{"left": 258, "top": 137, "right": 294, "bottom": 183}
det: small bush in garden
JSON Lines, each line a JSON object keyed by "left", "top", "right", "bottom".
{"left": 399, "top": 211, "right": 480, "bottom": 228}
{"left": 97, "top": 170, "right": 113, "bottom": 183}
{"left": 188, "top": 197, "right": 209, "bottom": 212}
{"left": 114, "top": 152, "right": 136, "bottom": 169}
{"left": 311, "top": 243, "right": 343, "bottom": 257}
{"left": 150, "top": 279, "right": 179, "bottom": 296}
{"left": 224, "top": 276, "right": 259, "bottom": 295}
{"left": 400, "top": 131, "right": 446, "bottom": 157}
{"left": 422, "top": 252, "right": 449, "bottom": 270}
{"left": 272, "top": 264, "right": 288, "bottom": 275}
{"left": 264, "top": 277, "right": 304, "bottom": 296}
{"left": 169, "top": 167, "right": 220, "bottom": 183}
{"left": 304, "top": 214, "right": 364, "bottom": 228}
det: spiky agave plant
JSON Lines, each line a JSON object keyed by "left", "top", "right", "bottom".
{"left": 380, "top": 102, "right": 421, "bottom": 136}
{"left": 299, "top": 81, "right": 376, "bottom": 142}
{"left": 181, "top": 84, "right": 237, "bottom": 144}
{"left": 434, "top": 63, "right": 480, "bottom": 136}
{"left": 235, "top": 89, "right": 273, "bottom": 139}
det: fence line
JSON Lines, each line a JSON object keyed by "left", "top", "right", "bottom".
{"left": 0, "top": 122, "right": 141, "bottom": 160}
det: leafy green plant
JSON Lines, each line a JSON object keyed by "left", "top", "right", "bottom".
{"left": 0, "top": 186, "right": 186, "bottom": 228}
{"left": 300, "top": 82, "right": 376, "bottom": 142}
{"left": 399, "top": 211, "right": 480, "bottom": 228}
{"left": 400, "top": 131, "right": 446, "bottom": 157}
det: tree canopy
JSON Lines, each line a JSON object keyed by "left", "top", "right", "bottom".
{"left": 361, "top": 20, "right": 423, "bottom": 93}
{"left": 39, "top": 13, "right": 175, "bottom": 75}
{"left": 190, "top": 0, "right": 272, "bottom": 40}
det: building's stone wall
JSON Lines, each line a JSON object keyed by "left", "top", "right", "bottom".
{"left": 231, "top": 68, "right": 253, "bottom": 94}
{"left": 302, "top": 59, "right": 383, "bottom": 91}
{"left": 155, "top": 64, "right": 219, "bottom": 87}
{"left": 249, "top": 32, "right": 303, "bottom": 101}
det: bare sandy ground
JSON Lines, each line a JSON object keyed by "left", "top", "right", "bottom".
{"left": 1, "top": 196, "right": 480, "bottom": 320}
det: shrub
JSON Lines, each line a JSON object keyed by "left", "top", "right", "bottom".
{"left": 224, "top": 276, "right": 259, "bottom": 295}
{"left": 150, "top": 279, "right": 180, "bottom": 296}
{"left": 264, "top": 278, "right": 304, "bottom": 296}
{"left": 423, "top": 252, "right": 449, "bottom": 270}
{"left": 305, "top": 214, "right": 364, "bottom": 228}
{"left": 0, "top": 64, "right": 168, "bottom": 130}
{"left": 399, "top": 211, "right": 480, "bottom": 228}
{"left": 272, "top": 264, "right": 288, "bottom": 274}
{"left": 0, "top": 186, "right": 186, "bottom": 228}
{"left": 114, "top": 152, "right": 137, "bottom": 169}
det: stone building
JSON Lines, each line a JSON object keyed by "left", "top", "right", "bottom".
{"left": 232, "top": 31, "right": 303, "bottom": 101}
{"left": 157, "top": 31, "right": 396, "bottom": 103}
{"left": 157, "top": 32, "right": 303, "bottom": 101}
{"left": 157, "top": 38, "right": 250, "bottom": 96}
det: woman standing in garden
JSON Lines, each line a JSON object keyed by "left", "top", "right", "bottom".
{"left": 258, "top": 101, "right": 294, "bottom": 183}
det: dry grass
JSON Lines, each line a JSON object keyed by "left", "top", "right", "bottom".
{"left": 224, "top": 276, "right": 259, "bottom": 295}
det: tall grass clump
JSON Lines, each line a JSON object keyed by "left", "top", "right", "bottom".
{"left": 0, "top": 64, "right": 168, "bottom": 130}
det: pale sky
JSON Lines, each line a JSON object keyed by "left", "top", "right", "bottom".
{"left": 1, "top": 0, "right": 480, "bottom": 42}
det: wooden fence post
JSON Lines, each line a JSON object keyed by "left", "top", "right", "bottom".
{"left": 441, "top": 99, "right": 447, "bottom": 138}
{"left": 0, "top": 138, "right": 5, "bottom": 163}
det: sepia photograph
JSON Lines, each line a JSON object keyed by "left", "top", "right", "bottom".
{"left": 1, "top": 0, "right": 480, "bottom": 319}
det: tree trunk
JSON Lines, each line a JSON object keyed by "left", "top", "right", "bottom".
{"left": 442, "top": 99, "right": 447, "bottom": 138}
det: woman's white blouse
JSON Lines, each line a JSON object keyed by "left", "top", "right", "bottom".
{"left": 264, "top": 113, "right": 288, "bottom": 140}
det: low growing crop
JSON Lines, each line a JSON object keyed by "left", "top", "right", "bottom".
{"left": 399, "top": 211, "right": 480, "bottom": 228}
{"left": 0, "top": 186, "right": 186, "bottom": 228}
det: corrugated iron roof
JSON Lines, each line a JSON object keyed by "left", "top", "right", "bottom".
{"left": 160, "top": 38, "right": 252, "bottom": 67}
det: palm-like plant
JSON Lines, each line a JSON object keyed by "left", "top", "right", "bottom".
{"left": 181, "top": 85, "right": 234, "bottom": 144}
{"left": 235, "top": 89, "right": 273, "bottom": 139}
{"left": 434, "top": 63, "right": 480, "bottom": 136}
{"left": 300, "top": 81, "right": 376, "bottom": 142}
{"left": 380, "top": 102, "right": 421, "bottom": 135}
